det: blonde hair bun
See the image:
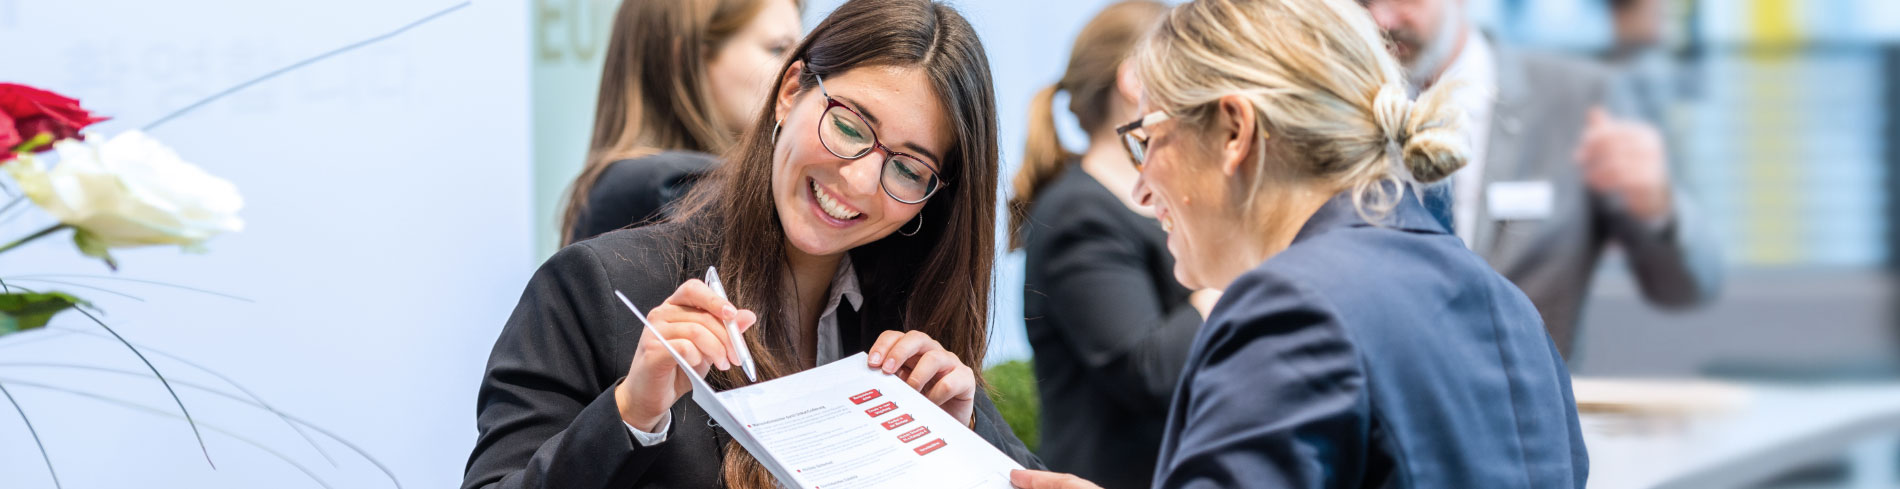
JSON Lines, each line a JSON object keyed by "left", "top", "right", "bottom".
{"left": 1374, "top": 83, "right": 1468, "bottom": 185}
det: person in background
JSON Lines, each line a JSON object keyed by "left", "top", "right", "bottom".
{"left": 1007, "top": 3, "right": 1211, "bottom": 488}
{"left": 560, "top": 0, "right": 802, "bottom": 245}
{"left": 1011, "top": 0, "right": 1586, "bottom": 486}
{"left": 1602, "top": 0, "right": 1679, "bottom": 127}
{"left": 1362, "top": 0, "right": 1721, "bottom": 356}
{"left": 464, "top": 1, "right": 1043, "bottom": 488}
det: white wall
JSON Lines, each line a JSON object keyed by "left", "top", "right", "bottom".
{"left": 529, "top": 0, "right": 616, "bottom": 258}
{"left": 0, "top": 1, "right": 533, "bottom": 487}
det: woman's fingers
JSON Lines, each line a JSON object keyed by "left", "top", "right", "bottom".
{"left": 617, "top": 292, "right": 737, "bottom": 432}
{"left": 921, "top": 363, "right": 975, "bottom": 406}
{"left": 1010, "top": 470, "right": 1102, "bottom": 489}
{"left": 657, "top": 319, "right": 732, "bottom": 371}
{"left": 880, "top": 344, "right": 975, "bottom": 425}
{"left": 652, "top": 280, "right": 745, "bottom": 368}
{"left": 867, "top": 330, "right": 903, "bottom": 367}
{"left": 735, "top": 309, "right": 759, "bottom": 332}
{"left": 650, "top": 306, "right": 727, "bottom": 340}
{"left": 664, "top": 338, "right": 705, "bottom": 373}
{"left": 905, "top": 349, "right": 958, "bottom": 393}
{"left": 664, "top": 279, "right": 741, "bottom": 323}
{"left": 869, "top": 330, "right": 941, "bottom": 374}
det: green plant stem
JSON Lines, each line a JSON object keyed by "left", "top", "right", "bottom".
{"left": 0, "top": 382, "right": 60, "bottom": 488}
{"left": 8, "top": 132, "right": 54, "bottom": 155}
{"left": 0, "top": 224, "right": 68, "bottom": 255}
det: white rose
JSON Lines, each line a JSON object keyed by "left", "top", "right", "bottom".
{"left": 7, "top": 130, "right": 244, "bottom": 252}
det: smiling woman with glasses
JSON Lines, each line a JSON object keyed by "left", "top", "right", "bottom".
{"left": 463, "top": 1, "right": 1042, "bottom": 488}
{"left": 811, "top": 73, "right": 943, "bottom": 206}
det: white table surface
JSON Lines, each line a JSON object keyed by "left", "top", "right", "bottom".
{"left": 1583, "top": 380, "right": 1900, "bottom": 489}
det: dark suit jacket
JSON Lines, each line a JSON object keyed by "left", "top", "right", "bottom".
{"left": 568, "top": 151, "right": 718, "bottom": 244}
{"left": 1022, "top": 162, "right": 1197, "bottom": 489}
{"left": 1153, "top": 190, "right": 1587, "bottom": 489}
{"left": 464, "top": 221, "right": 1042, "bottom": 489}
{"left": 1474, "top": 44, "right": 1722, "bottom": 355}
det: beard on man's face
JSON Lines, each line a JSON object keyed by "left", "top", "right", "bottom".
{"left": 1385, "top": 27, "right": 1427, "bottom": 66}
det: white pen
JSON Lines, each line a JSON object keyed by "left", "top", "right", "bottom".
{"left": 707, "top": 266, "right": 757, "bottom": 381}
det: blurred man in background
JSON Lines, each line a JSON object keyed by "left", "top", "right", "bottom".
{"left": 1602, "top": 0, "right": 1682, "bottom": 128}
{"left": 1360, "top": 0, "right": 1722, "bottom": 356}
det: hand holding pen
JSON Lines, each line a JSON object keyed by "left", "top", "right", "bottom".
{"left": 612, "top": 277, "right": 758, "bottom": 432}
{"left": 706, "top": 267, "right": 758, "bottom": 381}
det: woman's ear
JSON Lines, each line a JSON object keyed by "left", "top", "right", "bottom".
{"left": 1215, "top": 94, "right": 1257, "bottom": 177}
{"left": 773, "top": 61, "right": 807, "bottom": 123}
{"left": 1115, "top": 60, "right": 1143, "bottom": 108}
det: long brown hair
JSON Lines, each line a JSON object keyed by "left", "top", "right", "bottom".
{"left": 1006, "top": 0, "right": 1166, "bottom": 250}
{"left": 665, "top": 0, "right": 997, "bottom": 485}
{"left": 559, "top": 0, "right": 797, "bottom": 244}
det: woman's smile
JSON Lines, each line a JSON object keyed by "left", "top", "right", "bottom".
{"left": 808, "top": 177, "right": 867, "bottom": 226}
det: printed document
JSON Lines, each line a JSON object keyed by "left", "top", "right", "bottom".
{"left": 621, "top": 290, "right": 1023, "bottom": 489}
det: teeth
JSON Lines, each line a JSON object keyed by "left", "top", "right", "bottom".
{"left": 812, "top": 180, "right": 861, "bottom": 220}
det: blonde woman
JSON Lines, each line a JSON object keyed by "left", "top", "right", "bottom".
{"left": 1011, "top": 0, "right": 1586, "bottom": 487}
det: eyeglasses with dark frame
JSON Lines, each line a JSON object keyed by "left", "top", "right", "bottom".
{"left": 1114, "top": 110, "right": 1173, "bottom": 171}
{"left": 812, "top": 73, "right": 945, "bottom": 204}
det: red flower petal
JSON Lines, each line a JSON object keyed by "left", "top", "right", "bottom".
{"left": 0, "top": 83, "right": 107, "bottom": 148}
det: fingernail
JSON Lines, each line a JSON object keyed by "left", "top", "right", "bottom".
{"left": 883, "top": 359, "right": 897, "bottom": 373}
{"left": 869, "top": 352, "right": 883, "bottom": 365}
{"left": 723, "top": 306, "right": 737, "bottom": 320}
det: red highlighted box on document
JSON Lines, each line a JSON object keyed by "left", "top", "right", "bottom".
{"left": 880, "top": 414, "right": 914, "bottom": 430}
{"left": 865, "top": 401, "right": 897, "bottom": 417}
{"left": 913, "top": 439, "right": 947, "bottom": 455}
{"left": 898, "top": 426, "right": 931, "bottom": 443}
{"left": 850, "top": 389, "right": 882, "bottom": 404}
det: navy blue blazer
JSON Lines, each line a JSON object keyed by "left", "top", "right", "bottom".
{"left": 1152, "top": 189, "right": 1587, "bottom": 489}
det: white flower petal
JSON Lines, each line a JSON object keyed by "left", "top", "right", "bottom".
{"left": 10, "top": 131, "right": 244, "bottom": 250}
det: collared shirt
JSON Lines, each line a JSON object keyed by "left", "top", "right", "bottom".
{"left": 1428, "top": 29, "right": 1497, "bottom": 246}
{"left": 624, "top": 256, "right": 865, "bottom": 445}
{"left": 812, "top": 256, "right": 866, "bottom": 366}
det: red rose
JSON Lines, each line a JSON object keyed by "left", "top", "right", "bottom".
{"left": 0, "top": 83, "right": 109, "bottom": 160}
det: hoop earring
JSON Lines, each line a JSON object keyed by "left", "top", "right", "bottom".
{"left": 771, "top": 119, "right": 782, "bottom": 144}
{"left": 898, "top": 212, "right": 924, "bottom": 237}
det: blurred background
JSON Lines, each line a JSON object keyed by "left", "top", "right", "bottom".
{"left": 0, "top": 0, "right": 1894, "bottom": 488}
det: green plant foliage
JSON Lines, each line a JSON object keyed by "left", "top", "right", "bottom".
{"left": 0, "top": 291, "right": 85, "bottom": 335}
{"left": 984, "top": 359, "right": 1041, "bottom": 452}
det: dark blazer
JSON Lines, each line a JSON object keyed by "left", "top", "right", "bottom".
{"left": 1022, "top": 162, "right": 1197, "bottom": 489}
{"left": 1474, "top": 43, "right": 1721, "bottom": 355}
{"left": 568, "top": 151, "right": 718, "bottom": 244}
{"left": 464, "top": 221, "right": 1043, "bottom": 489}
{"left": 1153, "top": 190, "right": 1587, "bottom": 489}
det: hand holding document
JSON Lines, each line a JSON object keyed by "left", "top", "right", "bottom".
{"left": 615, "top": 290, "right": 1025, "bottom": 489}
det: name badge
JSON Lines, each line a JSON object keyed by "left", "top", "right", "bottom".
{"left": 1486, "top": 181, "right": 1554, "bottom": 220}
